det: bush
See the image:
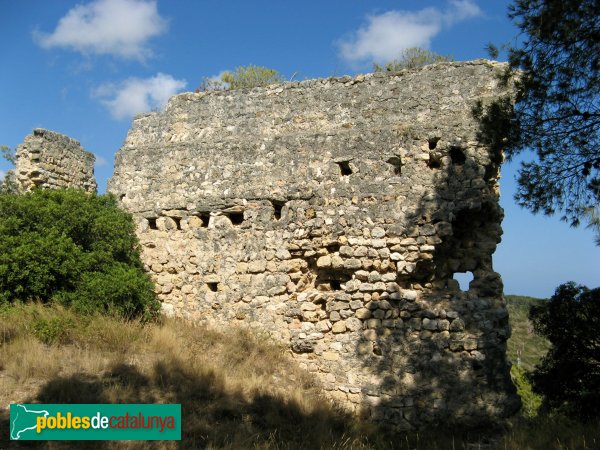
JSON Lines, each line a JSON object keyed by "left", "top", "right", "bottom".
{"left": 373, "top": 47, "right": 453, "bottom": 72}
{"left": 0, "top": 189, "right": 159, "bottom": 319}
{"left": 511, "top": 365, "right": 543, "bottom": 418}
{"left": 221, "top": 65, "right": 283, "bottom": 90}
{"left": 33, "top": 316, "right": 76, "bottom": 345}
{"left": 529, "top": 282, "right": 600, "bottom": 420}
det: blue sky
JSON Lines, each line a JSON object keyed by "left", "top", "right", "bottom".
{"left": 0, "top": 0, "right": 597, "bottom": 297}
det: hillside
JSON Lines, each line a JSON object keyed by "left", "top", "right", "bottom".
{"left": 2, "top": 301, "right": 598, "bottom": 449}
{"left": 505, "top": 295, "right": 551, "bottom": 372}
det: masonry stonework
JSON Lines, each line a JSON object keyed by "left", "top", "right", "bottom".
{"left": 15, "top": 128, "right": 97, "bottom": 193}
{"left": 107, "top": 60, "right": 520, "bottom": 428}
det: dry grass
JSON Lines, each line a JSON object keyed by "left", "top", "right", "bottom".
{"left": 1, "top": 303, "right": 598, "bottom": 449}
{"left": 0, "top": 303, "right": 368, "bottom": 449}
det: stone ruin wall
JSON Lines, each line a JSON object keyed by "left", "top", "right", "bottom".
{"left": 108, "top": 60, "right": 520, "bottom": 429}
{"left": 15, "top": 128, "right": 97, "bottom": 193}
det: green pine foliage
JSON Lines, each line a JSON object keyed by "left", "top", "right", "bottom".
{"left": 0, "top": 189, "right": 159, "bottom": 319}
{"left": 505, "top": 0, "right": 600, "bottom": 227}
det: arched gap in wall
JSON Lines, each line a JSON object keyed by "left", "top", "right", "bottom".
{"left": 148, "top": 218, "right": 158, "bottom": 230}
{"left": 199, "top": 213, "right": 210, "bottom": 228}
{"left": 454, "top": 271, "right": 474, "bottom": 291}
{"left": 271, "top": 200, "right": 285, "bottom": 221}
{"left": 206, "top": 282, "right": 218, "bottom": 292}
{"left": 171, "top": 217, "right": 181, "bottom": 230}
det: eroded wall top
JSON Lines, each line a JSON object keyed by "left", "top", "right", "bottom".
{"left": 109, "top": 60, "right": 510, "bottom": 215}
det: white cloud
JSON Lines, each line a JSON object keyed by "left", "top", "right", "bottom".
{"left": 93, "top": 73, "right": 187, "bottom": 119}
{"left": 338, "top": 0, "right": 482, "bottom": 64}
{"left": 94, "top": 154, "right": 109, "bottom": 167}
{"left": 0, "top": 170, "right": 5, "bottom": 180}
{"left": 34, "top": 0, "right": 168, "bottom": 60}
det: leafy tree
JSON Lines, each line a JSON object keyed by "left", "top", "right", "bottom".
{"left": 529, "top": 282, "right": 600, "bottom": 419}
{"left": 373, "top": 47, "right": 453, "bottom": 72}
{"left": 0, "top": 145, "right": 18, "bottom": 194}
{"left": 503, "top": 0, "right": 600, "bottom": 227}
{"left": 0, "top": 189, "right": 159, "bottom": 319}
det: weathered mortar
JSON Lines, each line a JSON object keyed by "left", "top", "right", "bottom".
{"left": 109, "top": 60, "right": 520, "bottom": 428}
{"left": 16, "top": 128, "right": 97, "bottom": 193}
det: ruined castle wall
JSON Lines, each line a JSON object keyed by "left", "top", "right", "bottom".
{"left": 109, "top": 61, "right": 520, "bottom": 428}
{"left": 15, "top": 128, "right": 97, "bottom": 193}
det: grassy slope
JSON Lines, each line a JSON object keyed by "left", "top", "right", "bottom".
{"left": 505, "top": 295, "right": 551, "bottom": 372}
{"left": 1, "top": 302, "right": 597, "bottom": 450}
{"left": 0, "top": 303, "right": 369, "bottom": 449}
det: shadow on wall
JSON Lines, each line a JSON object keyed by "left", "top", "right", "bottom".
{"left": 355, "top": 101, "right": 520, "bottom": 430}
{"left": 0, "top": 358, "right": 360, "bottom": 449}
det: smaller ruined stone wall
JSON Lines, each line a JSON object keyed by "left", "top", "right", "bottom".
{"left": 15, "top": 128, "right": 97, "bottom": 193}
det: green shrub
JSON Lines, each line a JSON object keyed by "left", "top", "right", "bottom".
{"left": 33, "top": 316, "right": 76, "bottom": 345}
{"left": 221, "top": 65, "right": 283, "bottom": 90}
{"left": 511, "top": 364, "right": 543, "bottom": 418}
{"left": 373, "top": 47, "right": 453, "bottom": 72}
{"left": 0, "top": 189, "right": 159, "bottom": 319}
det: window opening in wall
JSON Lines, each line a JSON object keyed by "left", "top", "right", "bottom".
{"left": 326, "top": 242, "right": 340, "bottom": 253}
{"left": 454, "top": 271, "right": 474, "bottom": 291}
{"left": 199, "top": 213, "right": 210, "bottom": 228}
{"left": 119, "top": 194, "right": 125, "bottom": 201}
{"left": 337, "top": 161, "right": 353, "bottom": 176}
{"left": 272, "top": 200, "right": 285, "bottom": 220}
{"left": 450, "top": 146, "right": 466, "bottom": 165}
{"left": 225, "top": 212, "right": 244, "bottom": 225}
{"left": 207, "top": 282, "right": 218, "bottom": 292}
{"left": 428, "top": 137, "right": 440, "bottom": 150}
{"left": 387, "top": 156, "right": 403, "bottom": 175}
{"left": 148, "top": 218, "right": 158, "bottom": 230}
{"left": 172, "top": 217, "right": 182, "bottom": 230}
{"left": 427, "top": 153, "right": 442, "bottom": 169}
{"left": 315, "top": 270, "right": 350, "bottom": 291}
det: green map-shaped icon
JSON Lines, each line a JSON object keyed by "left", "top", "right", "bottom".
{"left": 10, "top": 404, "right": 49, "bottom": 440}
